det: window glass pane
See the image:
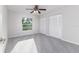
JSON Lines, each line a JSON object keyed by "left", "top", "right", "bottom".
{"left": 22, "top": 17, "right": 32, "bottom": 31}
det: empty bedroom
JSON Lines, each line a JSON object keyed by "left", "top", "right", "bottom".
{"left": 0, "top": 5, "right": 79, "bottom": 53}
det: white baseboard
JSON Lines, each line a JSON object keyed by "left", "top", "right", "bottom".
{"left": 60, "top": 38, "right": 79, "bottom": 46}
{"left": 41, "top": 33, "right": 79, "bottom": 46}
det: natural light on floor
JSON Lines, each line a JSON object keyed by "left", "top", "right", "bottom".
{"left": 11, "top": 38, "right": 38, "bottom": 53}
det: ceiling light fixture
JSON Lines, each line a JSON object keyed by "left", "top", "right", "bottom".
{"left": 26, "top": 5, "right": 46, "bottom": 14}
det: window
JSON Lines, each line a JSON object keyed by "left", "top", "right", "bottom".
{"left": 22, "top": 17, "right": 32, "bottom": 31}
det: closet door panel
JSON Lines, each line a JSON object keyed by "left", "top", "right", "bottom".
{"left": 49, "top": 15, "right": 62, "bottom": 39}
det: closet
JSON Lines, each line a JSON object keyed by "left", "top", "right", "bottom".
{"left": 40, "top": 15, "right": 62, "bottom": 39}
{"left": 49, "top": 15, "right": 62, "bottom": 39}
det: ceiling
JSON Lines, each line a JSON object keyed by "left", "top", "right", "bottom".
{"left": 7, "top": 5, "right": 65, "bottom": 15}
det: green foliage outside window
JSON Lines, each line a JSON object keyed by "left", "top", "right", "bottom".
{"left": 22, "top": 17, "right": 32, "bottom": 30}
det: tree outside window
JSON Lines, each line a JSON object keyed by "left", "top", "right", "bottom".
{"left": 22, "top": 17, "right": 32, "bottom": 30}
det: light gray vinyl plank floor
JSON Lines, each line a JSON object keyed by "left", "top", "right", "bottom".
{"left": 5, "top": 33, "right": 79, "bottom": 53}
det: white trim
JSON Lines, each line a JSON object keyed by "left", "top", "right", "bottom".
{"left": 60, "top": 38, "right": 79, "bottom": 45}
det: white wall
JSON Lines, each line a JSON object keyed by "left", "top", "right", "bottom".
{"left": 40, "top": 6, "right": 79, "bottom": 45}
{"left": 0, "top": 6, "right": 3, "bottom": 38}
{"left": 40, "top": 17, "right": 49, "bottom": 35}
{"left": 8, "top": 10, "right": 39, "bottom": 38}
{"left": 63, "top": 6, "right": 79, "bottom": 45}
{"left": 2, "top": 6, "right": 8, "bottom": 39}
{"left": 0, "top": 5, "right": 8, "bottom": 39}
{"left": 0, "top": 5, "right": 8, "bottom": 52}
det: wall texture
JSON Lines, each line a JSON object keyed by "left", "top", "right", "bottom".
{"left": 8, "top": 10, "right": 39, "bottom": 38}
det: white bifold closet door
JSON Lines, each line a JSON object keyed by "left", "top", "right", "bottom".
{"left": 49, "top": 15, "right": 62, "bottom": 39}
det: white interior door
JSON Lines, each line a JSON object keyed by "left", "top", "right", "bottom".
{"left": 49, "top": 15, "right": 62, "bottom": 39}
